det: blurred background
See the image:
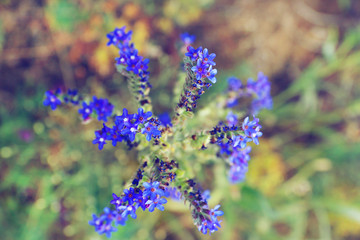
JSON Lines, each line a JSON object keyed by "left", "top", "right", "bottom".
{"left": 1, "top": 0, "right": 360, "bottom": 239}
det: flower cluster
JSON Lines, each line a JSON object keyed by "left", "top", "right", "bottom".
{"left": 88, "top": 207, "right": 121, "bottom": 238}
{"left": 228, "top": 146, "right": 252, "bottom": 183}
{"left": 247, "top": 72, "right": 273, "bottom": 114}
{"left": 89, "top": 181, "right": 168, "bottom": 238}
{"left": 107, "top": 26, "right": 151, "bottom": 100}
{"left": 92, "top": 108, "right": 161, "bottom": 150}
{"left": 90, "top": 158, "right": 180, "bottom": 238}
{"left": 177, "top": 46, "right": 217, "bottom": 112}
{"left": 43, "top": 88, "right": 114, "bottom": 122}
{"left": 43, "top": 88, "right": 80, "bottom": 110}
{"left": 227, "top": 72, "right": 272, "bottom": 114}
{"left": 174, "top": 178, "right": 224, "bottom": 235}
{"left": 209, "top": 114, "right": 262, "bottom": 183}
{"left": 78, "top": 96, "right": 114, "bottom": 122}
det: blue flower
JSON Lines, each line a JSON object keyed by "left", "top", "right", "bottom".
{"left": 126, "top": 51, "right": 142, "bottom": 75}
{"left": 242, "top": 116, "right": 262, "bottom": 145}
{"left": 198, "top": 219, "right": 218, "bottom": 235}
{"left": 120, "top": 122, "right": 138, "bottom": 142}
{"left": 43, "top": 91, "right": 61, "bottom": 110}
{"left": 180, "top": 32, "right": 195, "bottom": 45}
{"left": 98, "top": 223, "right": 117, "bottom": 238}
{"left": 218, "top": 142, "right": 232, "bottom": 155}
{"left": 197, "top": 206, "right": 222, "bottom": 235}
{"left": 242, "top": 116, "right": 258, "bottom": 136}
{"left": 110, "top": 193, "right": 123, "bottom": 208}
{"left": 90, "top": 96, "right": 114, "bottom": 122}
{"left": 114, "top": 213, "right": 127, "bottom": 226}
{"left": 78, "top": 101, "right": 93, "bottom": 120}
{"left": 135, "top": 196, "right": 147, "bottom": 211}
{"left": 118, "top": 204, "right": 137, "bottom": 219}
{"left": 89, "top": 207, "right": 118, "bottom": 238}
{"left": 232, "top": 135, "right": 252, "bottom": 149}
{"left": 146, "top": 197, "right": 167, "bottom": 212}
{"left": 209, "top": 205, "right": 224, "bottom": 221}
{"left": 141, "top": 122, "right": 161, "bottom": 141}
{"left": 200, "top": 48, "right": 216, "bottom": 66}
{"left": 143, "top": 181, "right": 164, "bottom": 200}
{"left": 185, "top": 46, "right": 203, "bottom": 61}
{"left": 106, "top": 26, "right": 132, "bottom": 46}
{"left": 92, "top": 125, "right": 110, "bottom": 150}
{"left": 134, "top": 108, "right": 152, "bottom": 125}
{"left": 113, "top": 33, "right": 151, "bottom": 81}
{"left": 191, "top": 59, "right": 207, "bottom": 80}
{"left": 109, "top": 128, "right": 124, "bottom": 146}
{"left": 115, "top": 108, "right": 134, "bottom": 129}
{"left": 122, "top": 187, "right": 137, "bottom": 205}
{"left": 88, "top": 213, "right": 105, "bottom": 232}
{"left": 205, "top": 65, "right": 217, "bottom": 83}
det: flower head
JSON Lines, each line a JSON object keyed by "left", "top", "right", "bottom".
{"left": 146, "top": 197, "right": 167, "bottom": 212}
{"left": 185, "top": 46, "right": 203, "bottom": 61}
{"left": 106, "top": 26, "right": 132, "bottom": 46}
{"left": 91, "top": 96, "right": 114, "bottom": 122}
{"left": 134, "top": 108, "right": 152, "bottom": 125}
{"left": 143, "top": 181, "right": 164, "bottom": 200}
{"left": 118, "top": 204, "right": 137, "bottom": 219}
{"left": 141, "top": 122, "right": 161, "bottom": 141}
{"left": 92, "top": 126, "right": 110, "bottom": 150}
{"left": 43, "top": 91, "right": 61, "bottom": 110}
{"left": 89, "top": 207, "right": 118, "bottom": 238}
{"left": 78, "top": 101, "right": 93, "bottom": 120}
{"left": 110, "top": 193, "right": 122, "bottom": 208}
